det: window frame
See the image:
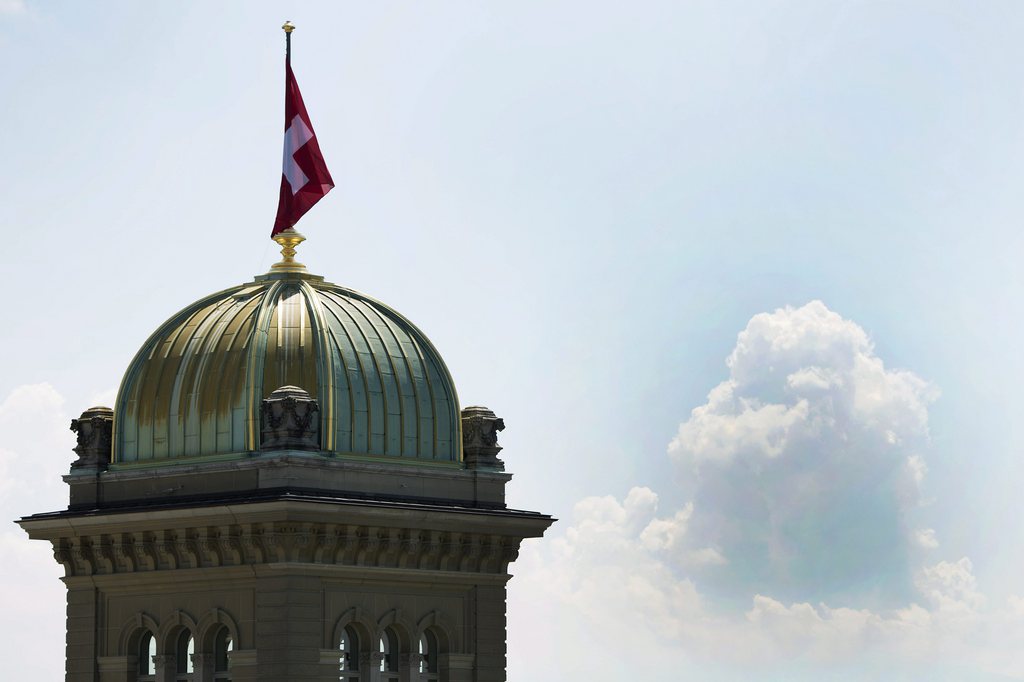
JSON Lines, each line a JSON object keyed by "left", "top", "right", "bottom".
{"left": 338, "top": 624, "right": 361, "bottom": 680}
{"left": 137, "top": 631, "right": 157, "bottom": 682}
{"left": 418, "top": 630, "right": 439, "bottom": 681}
{"left": 379, "top": 627, "right": 400, "bottom": 681}
{"left": 213, "top": 624, "right": 233, "bottom": 681}
{"left": 174, "top": 629, "right": 195, "bottom": 681}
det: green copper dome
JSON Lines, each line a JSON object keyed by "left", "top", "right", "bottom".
{"left": 113, "top": 270, "right": 460, "bottom": 464}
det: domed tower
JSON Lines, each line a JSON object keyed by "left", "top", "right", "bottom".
{"left": 19, "top": 234, "right": 552, "bottom": 682}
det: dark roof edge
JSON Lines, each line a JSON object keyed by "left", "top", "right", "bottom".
{"left": 20, "top": 486, "right": 553, "bottom": 523}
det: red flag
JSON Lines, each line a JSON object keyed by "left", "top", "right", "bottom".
{"left": 272, "top": 61, "right": 334, "bottom": 236}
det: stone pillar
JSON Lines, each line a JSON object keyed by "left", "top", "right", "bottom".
{"left": 254, "top": 575, "right": 324, "bottom": 680}
{"left": 66, "top": 585, "right": 99, "bottom": 682}
{"left": 192, "top": 653, "right": 213, "bottom": 682}
{"left": 461, "top": 406, "right": 505, "bottom": 471}
{"left": 153, "top": 654, "right": 175, "bottom": 682}
{"left": 471, "top": 585, "right": 508, "bottom": 682}
{"left": 365, "top": 652, "right": 383, "bottom": 681}
{"left": 399, "top": 653, "right": 422, "bottom": 682}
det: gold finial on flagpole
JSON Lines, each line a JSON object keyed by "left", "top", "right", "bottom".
{"left": 271, "top": 229, "right": 308, "bottom": 272}
{"left": 282, "top": 21, "right": 295, "bottom": 63}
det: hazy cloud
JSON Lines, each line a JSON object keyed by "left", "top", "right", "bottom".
{"left": 0, "top": 382, "right": 71, "bottom": 503}
{"left": 915, "top": 528, "right": 940, "bottom": 550}
{"left": 514, "top": 485, "right": 1024, "bottom": 679}
{"left": 510, "top": 302, "right": 1023, "bottom": 680}
{"left": 0, "top": 0, "right": 25, "bottom": 15}
{"left": 0, "top": 383, "right": 76, "bottom": 681}
{"left": 88, "top": 386, "right": 118, "bottom": 410}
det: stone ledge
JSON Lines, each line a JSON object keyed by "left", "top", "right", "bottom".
{"left": 31, "top": 519, "right": 537, "bottom": 578}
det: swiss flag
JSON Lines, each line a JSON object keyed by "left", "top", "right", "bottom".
{"left": 272, "top": 61, "right": 334, "bottom": 236}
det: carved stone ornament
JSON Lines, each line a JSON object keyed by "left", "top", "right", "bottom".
{"left": 260, "top": 385, "right": 320, "bottom": 451}
{"left": 461, "top": 406, "right": 505, "bottom": 471}
{"left": 47, "top": 524, "right": 523, "bottom": 578}
{"left": 69, "top": 406, "right": 113, "bottom": 470}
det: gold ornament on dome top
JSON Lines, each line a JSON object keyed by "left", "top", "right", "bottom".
{"left": 271, "top": 228, "right": 308, "bottom": 272}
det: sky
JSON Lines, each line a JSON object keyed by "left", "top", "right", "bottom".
{"left": 2, "top": 1, "right": 1024, "bottom": 679}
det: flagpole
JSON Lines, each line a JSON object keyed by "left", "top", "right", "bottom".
{"left": 282, "top": 20, "right": 294, "bottom": 65}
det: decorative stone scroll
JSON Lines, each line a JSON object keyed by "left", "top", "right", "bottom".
{"left": 461, "top": 406, "right": 505, "bottom": 471}
{"left": 70, "top": 406, "right": 113, "bottom": 470}
{"left": 49, "top": 524, "right": 521, "bottom": 578}
{"left": 260, "top": 385, "right": 320, "bottom": 451}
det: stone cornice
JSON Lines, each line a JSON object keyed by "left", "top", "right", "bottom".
{"left": 23, "top": 508, "right": 545, "bottom": 579}
{"left": 21, "top": 496, "right": 551, "bottom": 538}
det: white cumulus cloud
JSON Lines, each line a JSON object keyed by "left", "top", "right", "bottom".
{"left": 667, "top": 301, "right": 939, "bottom": 602}
{"left": 509, "top": 301, "right": 1024, "bottom": 681}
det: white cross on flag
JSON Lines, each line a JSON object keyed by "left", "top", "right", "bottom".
{"left": 272, "top": 61, "right": 334, "bottom": 236}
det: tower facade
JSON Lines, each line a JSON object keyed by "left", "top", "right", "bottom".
{"left": 18, "top": 251, "right": 551, "bottom": 681}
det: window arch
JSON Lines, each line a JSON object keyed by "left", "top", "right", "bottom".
{"left": 418, "top": 629, "right": 439, "bottom": 681}
{"left": 138, "top": 630, "right": 156, "bottom": 681}
{"left": 175, "top": 628, "right": 195, "bottom": 681}
{"left": 196, "top": 607, "right": 241, "bottom": 682}
{"left": 338, "top": 624, "right": 360, "bottom": 680}
{"left": 379, "top": 626, "right": 400, "bottom": 681}
{"left": 213, "top": 625, "right": 233, "bottom": 681}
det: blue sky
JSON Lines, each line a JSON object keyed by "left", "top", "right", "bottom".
{"left": 3, "top": 1, "right": 1024, "bottom": 679}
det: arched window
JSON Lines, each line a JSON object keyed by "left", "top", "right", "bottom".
{"left": 213, "top": 625, "right": 233, "bottom": 681}
{"left": 418, "top": 630, "right": 439, "bottom": 681}
{"left": 379, "top": 627, "right": 400, "bottom": 681}
{"left": 338, "top": 624, "right": 360, "bottom": 680}
{"left": 138, "top": 631, "right": 156, "bottom": 681}
{"left": 175, "top": 629, "right": 194, "bottom": 681}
